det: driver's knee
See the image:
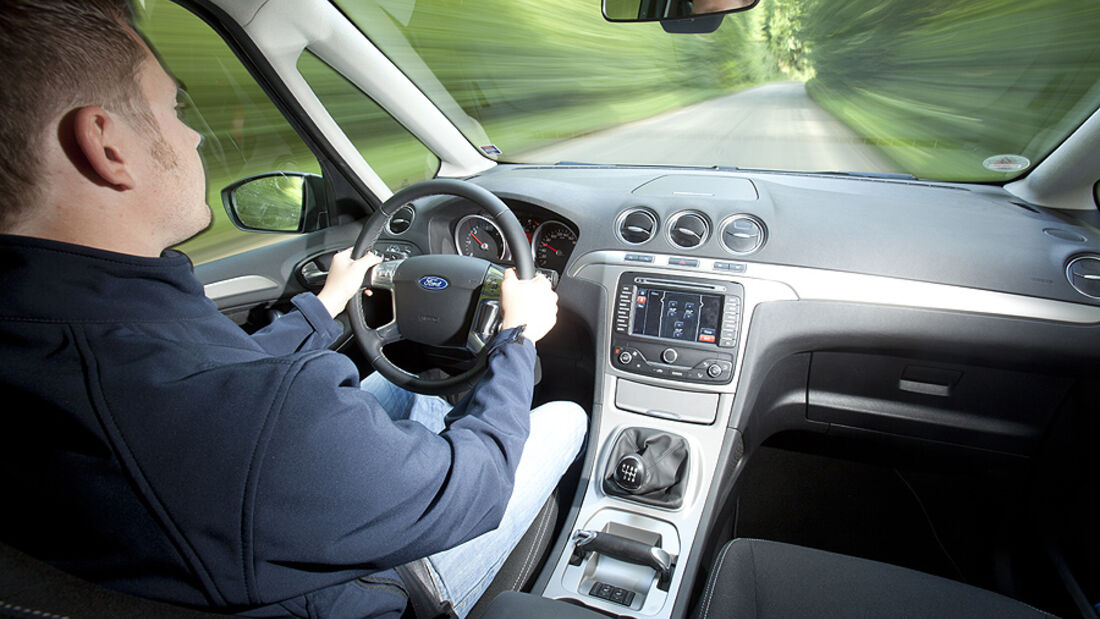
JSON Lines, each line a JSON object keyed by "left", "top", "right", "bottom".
{"left": 528, "top": 401, "right": 587, "bottom": 471}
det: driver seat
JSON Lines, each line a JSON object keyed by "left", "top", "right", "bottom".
{"left": 0, "top": 495, "right": 559, "bottom": 619}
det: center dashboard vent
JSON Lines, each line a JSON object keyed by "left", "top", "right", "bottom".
{"left": 617, "top": 208, "right": 659, "bottom": 245}
{"left": 668, "top": 211, "right": 710, "bottom": 249}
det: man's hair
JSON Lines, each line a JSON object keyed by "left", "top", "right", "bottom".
{"left": 0, "top": 0, "right": 151, "bottom": 230}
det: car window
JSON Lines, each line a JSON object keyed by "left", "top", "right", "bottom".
{"left": 135, "top": 2, "right": 322, "bottom": 264}
{"left": 297, "top": 52, "right": 439, "bottom": 191}
{"left": 335, "top": 0, "right": 1100, "bottom": 184}
{"left": 136, "top": 3, "right": 437, "bottom": 265}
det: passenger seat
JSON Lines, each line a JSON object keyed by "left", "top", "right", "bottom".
{"left": 695, "top": 539, "right": 1056, "bottom": 618}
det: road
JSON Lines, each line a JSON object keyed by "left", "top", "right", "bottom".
{"left": 519, "top": 81, "right": 898, "bottom": 174}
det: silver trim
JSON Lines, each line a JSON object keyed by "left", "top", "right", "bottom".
{"left": 718, "top": 214, "right": 767, "bottom": 255}
{"left": 454, "top": 213, "right": 508, "bottom": 260}
{"left": 1066, "top": 255, "right": 1100, "bottom": 300}
{"left": 570, "top": 250, "right": 1100, "bottom": 325}
{"left": 203, "top": 275, "right": 280, "bottom": 300}
{"left": 666, "top": 211, "right": 710, "bottom": 250}
{"left": 616, "top": 208, "right": 659, "bottom": 245}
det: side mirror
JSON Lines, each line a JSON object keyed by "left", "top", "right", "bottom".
{"left": 221, "top": 172, "right": 326, "bottom": 233}
{"left": 603, "top": 0, "right": 758, "bottom": 25}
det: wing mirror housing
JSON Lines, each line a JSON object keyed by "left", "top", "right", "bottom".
{"left": 221, "top": 171, "right": 329, "bottom": 234}
{"left": 603, "top": 0, "right": 758, "bottom": 32}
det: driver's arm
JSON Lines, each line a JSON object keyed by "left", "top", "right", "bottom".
{"left": 316, "top": 249, "right": 382, "bottom": 319}
{"left": 498, "top": 268, "right": 557, "bottom": 343}
{"left": 247, "top": 249, "right": 379, "bottom": 356}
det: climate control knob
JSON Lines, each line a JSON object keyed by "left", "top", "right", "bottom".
{"left": 707, "top": 364, "right": 723, "bottom": 378}
{"left": 618, "top": 351, "right": 634, "bottom": 365}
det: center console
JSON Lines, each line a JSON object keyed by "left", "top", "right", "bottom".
{"left": 537, "top": 251, "right": 796, "bottom": 617}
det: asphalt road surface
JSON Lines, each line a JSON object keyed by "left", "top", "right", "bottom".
{"left": 520, "top": 81, "right": 899, "bottom": 174}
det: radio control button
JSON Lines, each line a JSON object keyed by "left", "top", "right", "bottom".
{"left": 661, "top": 348, "right": 678, "bottom": 364}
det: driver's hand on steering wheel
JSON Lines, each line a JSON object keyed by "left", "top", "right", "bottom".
{"left": 500, "top": 269, "right": 558, "bottom": 343}
{"left": 317, "top": 249, "right": 383, "bottom": 319}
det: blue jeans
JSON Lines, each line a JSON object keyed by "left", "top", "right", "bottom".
{"left": 360, "top": 373, "right": 587, "bottom": 617}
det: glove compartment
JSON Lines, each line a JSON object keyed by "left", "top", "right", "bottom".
{"left": 806, "top": 352, "right": 1071, "bottom": 454}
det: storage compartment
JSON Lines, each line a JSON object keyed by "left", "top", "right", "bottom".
{"left": 615, "top": 378, "right": 719, "bottom": 424}
{"left": 807, "top": 353, "right": 1072, "bottom": 454}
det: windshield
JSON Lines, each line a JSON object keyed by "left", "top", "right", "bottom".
{"left": 334, "top": 0, "right": 1100, "bottom": 183}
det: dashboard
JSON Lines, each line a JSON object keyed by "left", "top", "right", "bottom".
{"left": 369, "top": 163, "right": 1100, "bottom": 460}
{"left": 371, "top": 164, "right": 1100, "bottom": 457}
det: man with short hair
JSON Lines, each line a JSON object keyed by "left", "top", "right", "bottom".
{"left": 0, "top": 1, "right": 586, "bottom": 616}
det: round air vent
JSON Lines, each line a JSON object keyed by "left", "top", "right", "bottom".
{"left": 668, "top": 211, "right": 710, "bottom": 249}
{"left": 720, "top": 214, "right": 767, "bottom": 254}
{"left": 1066, "top": 255, "right": 1100, "bottom": 299}
{"left": 617, "top": 208, "right": 659, "bottom": 245}
{"left": 387, "top": 204, "right": 415, "bottom": 235}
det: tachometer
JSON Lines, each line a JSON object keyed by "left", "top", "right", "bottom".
{"left": 532, "top": 221, "right": 577, "bottom": 274}
{"left": 455, "top": 214, "right": 507, "bottom": 260}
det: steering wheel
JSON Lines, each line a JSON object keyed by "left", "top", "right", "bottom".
{"left": 347, "top": 179, "right": 535, "bottom": 395}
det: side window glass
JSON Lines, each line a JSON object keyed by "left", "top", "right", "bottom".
{"left": 297, "top": 52, "right": 439, "bottom": 191}
{"left": 135, "top": 2, "right": 323, "bottom": 264}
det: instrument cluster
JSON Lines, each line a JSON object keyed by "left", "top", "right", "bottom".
{"left": 453, "top": 211, "right": 579, "bottom": 278}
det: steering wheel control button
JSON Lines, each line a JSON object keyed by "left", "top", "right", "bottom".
{"left": 661, "top": 348, "right": 678, "bottom": 364}
{"left": 613, "top": 454, "right": 647, "bottom": 492}
{"left": 378, "top": 241, "right": 419, "bottom": 260}
{"left": 482, "top": 272, "right": 503, "bottom": 297}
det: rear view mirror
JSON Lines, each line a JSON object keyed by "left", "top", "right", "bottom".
{"left": 221, "top": 172, "right": 325, "bottom": 233}
{"left": 603, "top": 0, "right": 758, "bottom": 23}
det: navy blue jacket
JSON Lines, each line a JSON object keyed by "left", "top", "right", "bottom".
{"left": 0, "top": 234, "right": 537, "bottom": 617}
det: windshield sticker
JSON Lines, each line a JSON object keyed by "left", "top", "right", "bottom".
{"left": 982, "top": 154, "right": 1030, "bottom": 172}
{"left": 481, "top": 145, "right": 502, "bottom": 156}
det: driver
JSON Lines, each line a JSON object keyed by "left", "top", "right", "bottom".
{"left": 0, "top": 1, "right": 587, "bottom": 617}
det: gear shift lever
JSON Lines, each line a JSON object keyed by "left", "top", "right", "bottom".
{"left": 613, "top": 453, "right": 647, "bottom": 492}
{"left": 604, "top": 428, "right": 688, "bottom": 507}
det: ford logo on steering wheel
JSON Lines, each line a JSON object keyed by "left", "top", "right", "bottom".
{"left": 418, "top": 275, "right": 449, "bottom": 291}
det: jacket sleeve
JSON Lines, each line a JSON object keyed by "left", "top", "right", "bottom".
{"left": 248, "top": 293, "right": 343, "bottom": 355}
{"left": 245, "top": 329, "right": 537, "bottom": 601}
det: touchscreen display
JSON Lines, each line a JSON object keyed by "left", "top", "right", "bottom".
{"left": 631, "top": 287, "right": 722, "bottom": 344}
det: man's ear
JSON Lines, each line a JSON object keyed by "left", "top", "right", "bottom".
{"left": 73, "top": 106, "right": 136, "bottom": 190}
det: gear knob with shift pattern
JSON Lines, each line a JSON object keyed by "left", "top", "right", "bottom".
{"left": 604, "top": 428, "right": 689, "bottom": 508}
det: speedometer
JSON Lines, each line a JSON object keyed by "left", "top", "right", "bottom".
{"left": 455, "top": 214, "right": 507, "bottom": 260}
{"left": 532, "top": 221, "right": 577, "bottom": 274}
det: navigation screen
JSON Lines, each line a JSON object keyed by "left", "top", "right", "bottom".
{"left": 631, "top": 287, "right": 722, "bottom": 344}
